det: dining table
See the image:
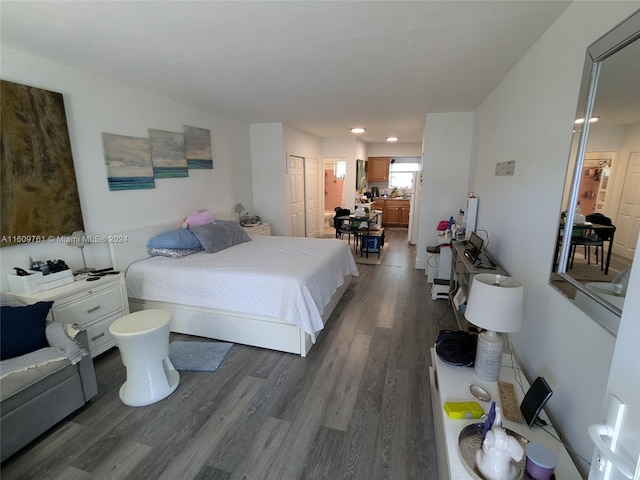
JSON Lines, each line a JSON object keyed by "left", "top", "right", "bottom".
{"left": 337, "top": 211, "right": 383, "bottom": 258}
{"left": 554, "top": 222, "right": 616, "bottom": 275}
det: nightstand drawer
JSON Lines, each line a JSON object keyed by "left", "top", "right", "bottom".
{"left": 54, "top": 285, "right": 124, "bottom": 327}
{"left": 85, "top": 312, "right": 119, "bottom": 355}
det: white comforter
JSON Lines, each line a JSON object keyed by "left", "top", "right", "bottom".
{"left": 126, "top": 236, "right": 358, "bottom": 340}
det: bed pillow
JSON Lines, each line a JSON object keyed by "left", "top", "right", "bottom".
{"left": 147, "top": 228, "right": 202, "bottom": 249}
{"left": 218, "top": 220, "right": 252, "bottom": 246}
{"left": 1, "top": 301, "right": 53, "bottom": 360}
{"left": 191, "top": 221, "right": 251, "bottom": 254}
{"left": 191, "top": 223, "right": 233, "bottom": 253}
{"left": 147, "top": 247, "right": 204, "bottom": 258}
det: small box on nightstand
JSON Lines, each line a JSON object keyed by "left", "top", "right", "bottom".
{"left": 8, "top": 271, "right": 44, "bottom": 295}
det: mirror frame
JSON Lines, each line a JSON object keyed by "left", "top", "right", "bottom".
{"left": 551, "top": 9, "right": 640, "bottom": 336}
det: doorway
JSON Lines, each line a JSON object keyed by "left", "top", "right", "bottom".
{"left": 323, "top": 158, "right": 346, "bottom": 234}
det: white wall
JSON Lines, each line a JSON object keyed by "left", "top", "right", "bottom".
{"left": 468, "top": 3, "right": 639, "bottom": 474}
{"left": 417, "top": 112, "right": 475, "bottom": 270}
{"left": 250, "top": 122, "right": 322, "bottom": 236}
{"left": 0, "top": 47, "right": 252, "bottom": 291}
{"left": 321, "top": 137, "right": 367, "bottom": 209}
{"left": 250, "top": 122, "right": 286, "bottom": 235}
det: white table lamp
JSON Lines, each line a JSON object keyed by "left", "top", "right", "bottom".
{"left": 465, "top": 274, "right": 524, "bottom": 381}
{"left": 234, "top": 203, "right": 246, "bottom": 222}
{"left": 67, "top": 230, "right": 95, "bottom": 273}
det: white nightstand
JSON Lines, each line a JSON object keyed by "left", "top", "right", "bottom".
{"left": 9, "top": 273, "right": 130, "bottom": 357}
{"left": 242, "top": 222, "right": 271, "bottom": 236}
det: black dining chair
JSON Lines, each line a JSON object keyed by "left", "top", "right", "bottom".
{"left": 570, "top": 213, "right": 615, "bottom": 271}
{"left": 333, "top": 207, "right": 354, "bottom": 244}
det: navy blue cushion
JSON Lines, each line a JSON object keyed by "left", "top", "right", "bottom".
{"left": 0, "top": 301, "right": 54, "bottom": 360}
{"left": 146, "top": 228, "right": 202, "bottom": 249}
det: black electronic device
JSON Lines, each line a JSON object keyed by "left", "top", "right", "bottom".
{"left": 463, "top": 231, "right": 484, "bottom": 264}
{"left": 13, "top": 267, "right": 31, "bottom": 276}
{"left": 92, "top": 267, "right": 114, "bottom": 274}
{"left": 520, "top": 376, "right": 553, "bottom": 427}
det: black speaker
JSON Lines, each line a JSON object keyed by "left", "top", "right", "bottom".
{"left": 520, "top": 376, "right": 553, "bottom": 428}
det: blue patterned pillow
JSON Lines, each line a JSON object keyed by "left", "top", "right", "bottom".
{"left": 147, "top": 247, "right": 204, "bottom": 258}
{"left": 147, "top": 229, "right": 202, "bottom": 249}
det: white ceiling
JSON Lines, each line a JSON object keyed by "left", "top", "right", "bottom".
{"left": 0, "top": 1, "right": 572, "bottom": 144}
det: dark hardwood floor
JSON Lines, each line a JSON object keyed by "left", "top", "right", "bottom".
{"left": 1, "top": 228, "right": 457, "bottom": 480}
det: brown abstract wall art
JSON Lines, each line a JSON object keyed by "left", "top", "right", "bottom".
{"left": 1, "top": 80, "right": 84, "bottom": 247}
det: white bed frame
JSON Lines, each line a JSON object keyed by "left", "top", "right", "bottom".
{"left": 109, "top": 219, "right": 351, "bottom": 357}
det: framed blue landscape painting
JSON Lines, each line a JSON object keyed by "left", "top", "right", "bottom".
{"left": 184, "top": 125, "right": 213, "bottom": 169}
{"left": 102, "top": 133, "right": 155, "bottom": 191}
{"left": 149, "top": 128, "right": 189, "bottom": 178}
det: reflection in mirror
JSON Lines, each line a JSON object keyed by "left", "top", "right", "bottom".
{"left": 551, "top": 10, "right": 640, "bottom": 336}
{"left": 323, "top": 158, "right": 346, "bottom": 233}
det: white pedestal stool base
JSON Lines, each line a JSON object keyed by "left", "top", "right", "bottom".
{"left": 109, "top": 309, "right": 180, "bottom": 407}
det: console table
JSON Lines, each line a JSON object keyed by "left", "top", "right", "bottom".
{"left": 429, "top": 348, "right": 580, "bottom": 479}
{"left": 450, "top": 242, "right": 507, "bottom": 330}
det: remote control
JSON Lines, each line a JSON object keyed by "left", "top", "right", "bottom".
{"left": 92, "top": 267, "right": 114, "bottom": 273}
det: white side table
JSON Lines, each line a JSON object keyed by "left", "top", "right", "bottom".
{"left": 9, "top": 273, "right": 129, "bottom": 357}
{"left": 109, "top": 309, "right": 179, "bottom": 407}
{"left": 429, "top": 348, "right": 580, "bottom": 479}
{"left": 242, "top": 222, "right": 271, "bottom": 236}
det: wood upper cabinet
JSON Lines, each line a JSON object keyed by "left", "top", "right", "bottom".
{"left": 367, "top": 157, "right": 390, "bottom": 182}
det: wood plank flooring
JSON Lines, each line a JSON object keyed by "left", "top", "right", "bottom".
{"left": 1, "top": 228, "right": 457, "bottom": 480}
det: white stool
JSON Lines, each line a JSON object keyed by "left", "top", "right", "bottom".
{"left": 109, "top": 309, "right": 179, "bottom": 407}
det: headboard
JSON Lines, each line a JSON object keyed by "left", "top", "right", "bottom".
{"left": 108, "top": 211, "right": 231, "bottom": 273}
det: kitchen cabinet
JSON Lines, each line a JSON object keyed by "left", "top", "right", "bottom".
{"left": 372, "top": 199, "right": 410, "bottom": 227}
{"left": 384, "top": 199, "right": 410, "bottom": 227}
{"left": 367, "top": 157, "right": 390, "bottom": 182}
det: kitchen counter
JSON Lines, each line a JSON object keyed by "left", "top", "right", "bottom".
{"left": 372, "top": 196, "right": 410, "bottom": 201}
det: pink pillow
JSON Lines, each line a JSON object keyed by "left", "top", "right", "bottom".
{"left": 183, "top": 209, "right": 216, "bottom": 228}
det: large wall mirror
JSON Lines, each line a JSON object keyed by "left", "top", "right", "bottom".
{"left": 551, "top": 10, "right": 640, "bottom": 337}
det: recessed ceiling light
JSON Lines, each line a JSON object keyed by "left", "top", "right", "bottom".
{"left": 350, "top": 127, "right": 365, "bottom": 134}
{"left": 574, "top": 116, "right": 599, "bottom": 124}
{"left": 386, "top": 136, "right": 398, "bottom": 142}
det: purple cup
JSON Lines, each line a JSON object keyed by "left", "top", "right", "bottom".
{"left": 525, "top": 442, "right": 556, "bottom": 480}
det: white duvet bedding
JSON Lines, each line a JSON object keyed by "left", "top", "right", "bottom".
{"left": 125, "top": 236, "right": 358, "bottom": 340}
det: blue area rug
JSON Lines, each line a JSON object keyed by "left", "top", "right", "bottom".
{"left": 168, "top": 341, "right": 233, "bottom": 372}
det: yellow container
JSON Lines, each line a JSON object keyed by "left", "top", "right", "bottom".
{"left": 444, "top": 401, "right": 484, "bottom": 419}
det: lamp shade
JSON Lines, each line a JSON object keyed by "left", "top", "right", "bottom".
{"left": 465, "top": 274, "right": 524, "bottom": 333}
{"left": 67, "top": 230, "right": 91, "bottom": 248}
{"left": 234, "top": 203, "right": 246, "bottom": 213}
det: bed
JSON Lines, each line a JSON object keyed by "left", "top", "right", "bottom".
{"left": 109, "top": 220, "right": 358, "bottom": 357}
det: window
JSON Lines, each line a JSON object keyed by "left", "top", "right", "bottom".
{"left": 334, "top": 160, "right": 346, "bottom": 180}
{"left": 388, "top": 159, "right": 420, "bottom": 189}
